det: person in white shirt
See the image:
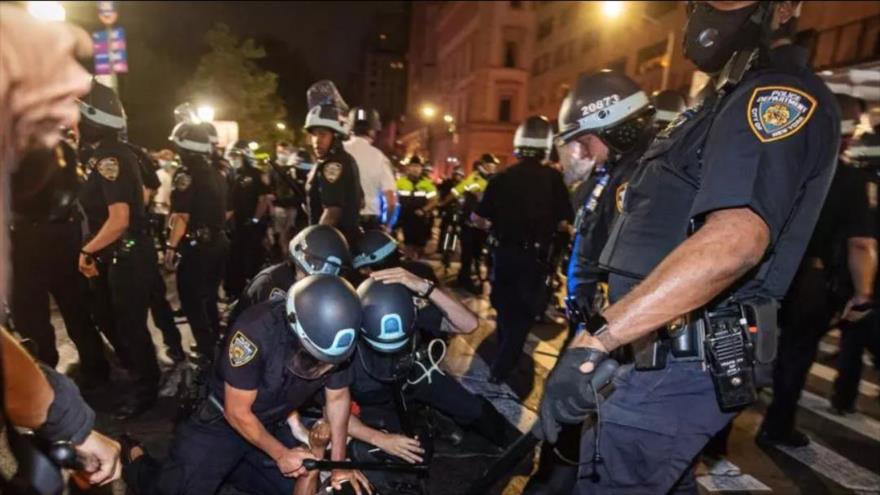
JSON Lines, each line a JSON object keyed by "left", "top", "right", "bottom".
{"left": 343, "top": 107, "right": 396, "bottom": 231}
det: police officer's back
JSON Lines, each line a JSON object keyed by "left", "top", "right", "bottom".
{"left": 474, "top": 116, "right": 572, "bottom": 382}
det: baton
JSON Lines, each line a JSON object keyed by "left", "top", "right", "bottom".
{"left": 303, "top": 459, "right": 429, "bottom": 473}
{"left": 464, "top": 358, "right": 619, "bottom": 495}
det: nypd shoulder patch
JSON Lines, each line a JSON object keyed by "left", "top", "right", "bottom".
{"left": 747, "top": 86, "right": 817, "bottom": 143}
{"left": 173, "top": 172, "right": 192, "bottom": 192}
{"left": 323, "top": 162, "right": 343, "bottom": 183}
{"left": 229, "top": 330, "right": 258, "bottom": 367}
{"left": 615, "top": 182, "right": 628, "bottom": 213}
{"left": 97, "top": 157, "right": 120, "bottom": 181}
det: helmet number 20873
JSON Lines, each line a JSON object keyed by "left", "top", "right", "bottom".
{"left": 581, "top": 95, "right": 620, "bottom": 116}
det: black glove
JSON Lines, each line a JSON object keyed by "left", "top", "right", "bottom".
{"left": 537, "top": 347, "right": 618, "bottom": 444}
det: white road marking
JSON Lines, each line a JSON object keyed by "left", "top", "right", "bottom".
{"left": 809, "top": 361, "right": 880, "bottom": 398}
{"left": 776, "top": 441, "right": 880, "bottom": 492}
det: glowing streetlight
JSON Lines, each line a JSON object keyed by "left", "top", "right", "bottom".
{"left": 27, "top": 1, "right": 66, "bottom": 21}
{"left": 420, "top": 104, "right": 438, "bottom": 121}
{"left": 602, "top": 1, "right": 624, "bottom": 19}
{"left": 443, "top": 114, "right": 454, "bottom": 124}
{"left": 196, "top": 105, "right": 215, "bottom": 123}
{"left": 276, "top": 122, "right": 287, "bottom": 131}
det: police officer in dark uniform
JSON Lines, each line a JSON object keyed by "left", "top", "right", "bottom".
{"left": 453, "top": 154, "right": 499, "bottom": 293}
{"left": 537, "top": 3, "right": 840, "bottom": 492}
{"left": 563, "top": 73, "right": 657, "bottom": 336}
{"left": 9, "top": 139, "right": 110, "bottom": 381}
{"left": 125, "top": 139, "right": 186, "bottom": 363}
{"left": 229, "top": 224, "right": 352, "bottom": 324}
{"left": 473, "top": 116, "right": 573, "bottom": 384}
{"left": 163, "top": 121, "right": 231, "bottom": 358}
{"left": 305, "top": 104, "right": 364, "bottom": 246}
{"left": 121, "top": 275, "right": 368, "bottom": 495}
{"left": 77, "top": 81, "right": 160, "bottom": 419}
{"left": 760, "top": 94, "right": 876, "bottom": 444}
{"left": 225, "top": 141, "right": 272, "bottom": 300}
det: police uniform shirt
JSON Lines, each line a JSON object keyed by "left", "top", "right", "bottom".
{"left": 349, "top": 342, "right": 400, "bottom": 407}
{"left": 170, "top": 155, "right": 228, "bottom": 231}
{"left": 231, "top": 163, "right": 270, "bottom": 224}
{"left": 231, "top": 261, "right": 299, "bottom": 325}
{"left": 78, "top": 139, "right": 147, "bottom": 237}
{"left": 396, "top": 175, "right": 437, "bottom": 211}
{"left": 476, "top": 158, "right": 573, "bottom": 244}
{"left": 453, "top": 172, "right": 488, "bottom": 220}
{"left": 11, "top": 142, "right": 81, "bottom": 223}
{"left": 307, "top": 149, "right": 364, "bottom": 236}
{"left": 214, "top": 300, "right": 353, "bottom": 423}
{"left": 125, "top": 142, "right": 161, "bottom": 192}
{"left": 600, "top": 44, "right": 840, "bottom": 300}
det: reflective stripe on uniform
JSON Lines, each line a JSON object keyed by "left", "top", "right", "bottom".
{"left": 425, "top": 191, "right": 437, "bottom": 199}
{"left": 398, "top": 190, "right": 413, "bottom": 197}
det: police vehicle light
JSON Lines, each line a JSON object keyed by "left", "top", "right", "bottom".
{"left": 602, "top": 1, "right": 624, "bottom": 19}
{"left": 248, "top": 141, "right": 259, "bottom": 151}
{"left": 27, "top": 1, "right": 66, "bottom": 21}
{"left": 196, "top": 105, "right": 215, "bottom": 123}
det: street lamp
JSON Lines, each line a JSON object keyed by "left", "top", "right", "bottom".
{"left": 196, "top": 105, "right": 215, "bottom": 123}
{"left": 420, "top": 103, "right": 438, "bottom": 121}
{"left": 601, "top": 1, "right": 624, "bottom": 19}
{"left": 443, "top": 114, "right": 454, "bottom": 124}
{"left": 276, "top": 122, "right": 287, "bottom": 131}
{"left": 27, "top": 1, "right": 66, "bottom": 21}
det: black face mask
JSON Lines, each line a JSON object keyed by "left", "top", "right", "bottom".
{"left": 683, "top": 2, "right": 764, "bottom": 74}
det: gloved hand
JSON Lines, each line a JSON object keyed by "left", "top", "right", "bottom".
{"left": 537, "top": 347, "right": 618, "bottom": 444}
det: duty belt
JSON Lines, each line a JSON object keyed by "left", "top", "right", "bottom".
{"left": 184, "top": 226, "right": 223, "bottom": 246}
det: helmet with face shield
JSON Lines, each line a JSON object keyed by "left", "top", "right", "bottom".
{"left": 289, "top": 225, "right": 351, "bottom": 275}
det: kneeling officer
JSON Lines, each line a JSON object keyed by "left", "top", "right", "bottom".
{"left": 123, "top": 274, "right": 370, "bottom": 494}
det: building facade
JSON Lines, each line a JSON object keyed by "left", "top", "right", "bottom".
{"left": 402, "top": 0, "right": 535, "bottom": 172}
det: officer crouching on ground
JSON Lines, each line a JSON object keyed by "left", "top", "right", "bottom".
{"left": 537, "top": 2, "right": 840, "bottom": 492}
{"left": 121, "top": 274, "right": 370, "bottom": 494}
{"left": 76, "top": 80, "right": 161, "bottom": 420}
{"left": 472, "top": 116, "right": 573, "bottom": 385}
{"left": 163, "top": 120, "right": 231, "bottom": 359}
{"left": 229, "top": 224, "right": 352, "bottom": 324}
{"left": 305, "top": 103, "right": 364, "bottom": 246}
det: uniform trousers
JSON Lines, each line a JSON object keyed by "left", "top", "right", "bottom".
{"left": 225, "top": 222, "right": 267, "bottom": 299}
{"left": 177, "top": 237, "right": 228, "bottom": 356}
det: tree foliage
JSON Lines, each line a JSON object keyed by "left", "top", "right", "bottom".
{"left": 183, "top": 23, "right": 294, "bottom": 146}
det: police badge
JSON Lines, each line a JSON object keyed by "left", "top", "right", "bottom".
{"left": 229, "top": 331, "right": 258, "bottom": 367}
{"left": 323, "top": 162, "right": 342, "bottom": 183}
{"left": 174, "top": 172, "right": 192, "bottom": 192}
{"left": 97, "top": 157, "right": 120, "bottom": 181}
{"left": 747, "top": 86, "right": 817, "bottom": 143}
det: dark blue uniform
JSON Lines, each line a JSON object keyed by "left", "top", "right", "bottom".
{"left": 79, "top": 137, "right": 160, "bottom": 396}
{"left": 586, "top": 44, "right": 840, "bottom": 492}
{"left": 225, "top": 162, "right": 271, "bottom": 299}
{"left": 307, "top": 149, "right": 364, "bottom": 246}
{"left": 124, "top": 301, "right": 352, "bottom": 494}
{"left": 171, "top": 154, "right": 230, "bottom": 356}
{"left": 228, "top": 261, "right": 299, "bottom": 325}
{"left": 477, "top": 157, "right": 573, "bottom": 381}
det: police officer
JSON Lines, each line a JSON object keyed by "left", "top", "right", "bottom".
{"left": 77, "top": 81, "right": 160, "bottom": 419}
{"left": 225, "top": 141, "right": 273, "bottom": 300}
{"left": 9, "top": 140, "right": 110, "bottom": 383}
{"left": 164, "top": 121, "right": 231, "bottom": 358}
{"left": 561, "top": 72, "right": 657, "bottom": 336}
{"left": 473, "top": 116, "right": 573, "bottom": 384}
{"left": 537, "top": 3, "right": 840, "bottom": 492}
{"left": 344, "top": 107, "right": 397, "bottom": 231}
{"left": 305, "top": 103, "right": 364, "bottom": 246}
{"left": 452, "top": 154, "right": 499, "bottom": 293}
{"left": 650, "top": 89, "right": 688, "bottom": 132}
{"left": 270, "top": 141, "right": 301, "bottom": 258}
{"left": 760, "top": 94, "right": 876, "bottom": 444}
{"left": 396, "top": 156, "right": 438, "bottom": 259}
{"left": 125, "top": 139, "right": 186, "bottom": 363}
{"left": 437, "top": 166, "right": 465, "bottom": 265}
{"left": 121, "top": 274, "right": 369, "bottom": 494}
{"left": 230, "top": 224, "right": 352, "bottom": 324}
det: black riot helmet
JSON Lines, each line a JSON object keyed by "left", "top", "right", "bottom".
{"left": 78, "top": 80, "right": 126, "bottom": 140}
{"left": 556, "top": 70, "right": 654, "bottom": 153}
{"left": 285, "top": 274, "right": 361, "bottom": 366}
{"left": 169, "top": 122, "right": 215, "bottom": 155}
{"left": 305, "top": 104, "right": 349, "bottom": 137}
{"left": 289, "top": 225, "right": 352, "bottom": 275}
{"left": 349, "top": 107, "right": 382, "bottom": 136}
{"left": 352, "top": 230, "right": 400, "bottom": 269}
{"left": 513, "top": 115, "right": 554, "bottom": 159}
{"left": 835, "top": 93, "right": 864, "bottom": 138}
{"left": 357, "top": 278, "right": 417, "bottom": 353}
{"left": 651, "top": 90, "right": 687, "bottom": 129}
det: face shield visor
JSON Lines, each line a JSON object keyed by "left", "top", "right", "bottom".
{"left": 555, "top": 138, "right": 596, "bottom": 186}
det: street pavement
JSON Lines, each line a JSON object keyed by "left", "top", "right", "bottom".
{"left": 2, "top": 256, "right": 878, "bottom": 494}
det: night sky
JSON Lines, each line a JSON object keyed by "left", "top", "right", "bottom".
{"left": 63, "top": 1, "right": 407, "bottom": 147}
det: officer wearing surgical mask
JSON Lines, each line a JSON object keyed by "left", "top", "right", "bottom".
{"left": 557, "top": 72, "right": 657, "bottom": 339}
{"left": 537, "top": 2, "right": 839, "bottom": 493}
